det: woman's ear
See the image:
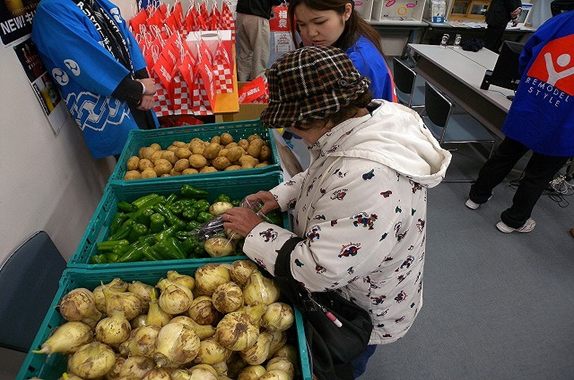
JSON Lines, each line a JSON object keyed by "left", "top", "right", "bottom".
{"left": 344, "top": 2, "right": 353, "bottom": 20}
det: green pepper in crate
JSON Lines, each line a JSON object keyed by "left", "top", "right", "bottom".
{"left": 128, "top": 223, "right": 148, "bottom": 243}
{"left": 96, "top": 239, "right": 129, "bottom": 252}
{"left": 132, "top": 193, "right": 161, "bottom": 209}
{"left": 154, "top": 237, "right": 187, "bottom": 260}
{"left": 113, "top": 243, "right": 130, "bottom": 257}
{"left": 181, "top": 207, "right": 197, "bottom": 221}
{"left": 186, "top": 220, "right": 201, "bottom": 231}
{"left": 196, "top": 211, "right": 214, "bottom": 223}
{"left": 181, "top": 184, "right": 209, "bottom": 199}
{"left": 142, "top": 245, "right": 164, "bottom": 261}
{"left": 117, "top": 200, "right": 137, "bottom": 213}
{"left": 90, "top": 254, "right": 108, "bottom": 264}
{"left": 130, "top": 206, "right": 155, "bottom": 225}
{"left": 169, "top": 201, "right": 184, "bottom": 216}
{"left": 213, "top": 193, "right": 232, "bottom": 203}
{"left": 154, "top": 224, "right": 180, "bottom": 242}
{"left": 231, "top": 199, "right": 242, "bottom": 207}
{"left": 149, "top": 213, "right": 166, "bottom": 233}
{"left": 117, "top": 240, "right": 149, "bottom": 262}
{"left": 192, "top": 199, "right": 210, "bottom": 213}
{"left": 110, "top": 212, "right": 129, "bottom": 235}
{"left": 105, "top": 252, "right": 120, "bottom": 263}
{"left": 154, "top": 203, "right": 186, "bottom": 230}
{"left": 108, "top": 219, "right": 135, "bottom": 241}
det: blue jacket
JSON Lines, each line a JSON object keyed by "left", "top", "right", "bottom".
{"left": 346, "top": 36, "right": 395, "bottom": 102}
{"left": 502, "top": 11, "right": 574, "bottom": 157}
{"left": 32, "top": 0, "right": 158, "bottom": 158}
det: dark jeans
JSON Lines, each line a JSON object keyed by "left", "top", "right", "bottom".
{"left": 469, "top": 137, "right": 569, "bottom": 228}
{"left": 351, "top": 345, "right": 377, "bottom": 378}
{"left": 484, "top": 24, "right": 505, "bottom": 52}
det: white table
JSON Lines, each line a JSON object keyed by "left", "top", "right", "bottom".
{"left": 408, "top": 43, "right": 516, "bottom": 138}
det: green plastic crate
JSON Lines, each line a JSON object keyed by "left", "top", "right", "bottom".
{"left": 16, "top": 264, "right": 312, "bottom": 380}
{"left": 67, "top": 171, "right": 286, "bottom": 269}
{"left": 109, "top": 120, "right": 281, "bottom": 186}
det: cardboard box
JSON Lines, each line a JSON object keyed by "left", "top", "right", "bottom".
{"left": 216, "top": 81, "right": 268, "bottom": 122}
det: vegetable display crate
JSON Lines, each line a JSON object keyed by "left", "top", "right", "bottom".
{"left": 16, "top": 264, "right": 312, "bottom": 380}
{"left": 67, "top": 171, "right": 286, "bottom": 269}
{"left": 109, "top": 120, "right": 281, "bottom": 186}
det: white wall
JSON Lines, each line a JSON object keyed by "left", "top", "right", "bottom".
{"left": 0, "top": 44, "right": 116, "bottom": 265}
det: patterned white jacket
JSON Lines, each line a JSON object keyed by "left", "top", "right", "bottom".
{"left": 243, "top": 101, "right": 451, "bottom": 344}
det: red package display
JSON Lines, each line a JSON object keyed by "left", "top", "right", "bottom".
{"left": 212, "top": 41, "right": 234, "bottom": 93}
{"left": 238, "top": 76, "right": 269, "bottom": 104}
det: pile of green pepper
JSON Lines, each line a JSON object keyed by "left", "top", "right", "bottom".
{"left": 90, "top": 185, "right": 244, "bottom": 264}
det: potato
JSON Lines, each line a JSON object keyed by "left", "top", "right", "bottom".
{"left": 190, "top": 141, "right": 205, "bottom": 155}
{"left": 226, "top": 146, "right": 244, "bottom": 162}
{"left": 239, "top": 155, "right": 258, "bottom": 169}
{"left": 138, "top": 158, "right": 154, "bottom": 171}
{"left": 218, "top": 148, "right": 229, "bottom": 158}
{"left": 182, "top": 168, "right": 199, "bottom": 175}
{"left": 161, "top": 150, "right": 178, "bottom": 165}
{"left": 138, "top": 147, "right": 146, "bottom": 158}
{"left": 161, "top": 174, "right": 171, "bottom": 177}
{"left": 203, "top": 143, "right": 221, "bottom": 159}
{"left": 172, "top": 140, "right": 187, "bottom": 148}
{"left": 211, "top": 135, "right": 221, "bottom": 144}
{"left": 174, "top": 158, "right": 190, "bottom": 172}
{"left": 141, "top": 168, "right": 158, "bottom": 178}
{"left": 238, "top": 139, "right": 249, "bottom": 150}
{"left": 175, "top": 147, "right": 192, "bottom": 159}
{"left": 248, "top": 134, "right": 263, "bottom": 142}
{"left": 167, "top": 145, "right": 179, "bottom": 153}
{"left": 200, "top": 166, "right": 218, "bottom": 173}
{"left": 225, "top": 142, "right": 238, "bottom": 149}
{"left": 169, "top": 169, "right": 182, "bottom": 176}
{"left": 220, "top": 133, "right": 234, "bottom": 145}
{"left": 259, "top": 145, "right": 271, "bottom": 161}
{"left": 247, "top": 143, "right": 263, "bottom": 158}
{"left": 150, "top": 143, "right": 162, "bottom": 151}
{"left": 189, "top": 154, "right": 208, "bottom": 169}
{"left": 255, "top": 162, "right": 269, "bottom": 168}
{"left": 126, "top": 156, "right": 140, "bottom": 170}
{"left": 212, "top": 156, "right": 231, "bottom": 170}
{"left": 124, "top": 170, "right": 141, "bottom": 180}
{"left": 153, "top": 159, "right": 173, "bottom": 176}
{"left": 140, "top": 147, "right": 156, "bottom": 160}
{"left": 150, "top": 150, "right": 164, "bottom": 163}
{"left": 224, "top": 165, "right": 242, "bottom": 171}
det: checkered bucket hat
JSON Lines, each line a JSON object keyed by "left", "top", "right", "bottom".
{"left": 260, "top": 45, "right": 371, "bottom": 129}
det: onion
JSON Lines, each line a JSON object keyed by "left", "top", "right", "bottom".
{"left": 128, "top": 281, "right": 157, "bottom": 313}
{"left": 59, "top": 372, "right": 83, "bottom": 380}
{"left": 171, "top": 368, "right": 193, "bottom": 380}
{"left": 157, "top": 279, "right": 193, "bottom": 315}
{"left": 266, "top": 357, "right": 295, "bottom": 380}
{"left": 226, "top": 352, "right": 249, "bottom": 378}
{"left": 215, "top": 311, "right": 259, "bottom": 351}
{"left": 67, "top": 341, "right": 116, "bottom": 379}
{"left": 170, "top": 315, "right": 216, "bottom": 340}
{"left": 229, "top": 260, "right": 259, "bottom": 287}
{"left": 239, "top": 304, "right": 267, "bottom": 327}
{"left": 259, "top": 369, "right": 291, "bottom": 380}
{"left": 212, "top": 282, "right": 244, "bottom": 313}
{"left": 130, "top": 314, "right": 148, "bottom": 328}
{"left": 194, "top": 337, "right": 231, "bottom": 364}
{"left": 189, "top": 366, "right": 219, "bottom": 380}
{"left": 93, "top": 278, "right": 128, "bottom": 313}
{"left": 119, "top": 325, "right": 160, "bottom": 358}
{"left": 261, "top": 302, "right": 294, "bottom": 332}
{"left": 211, "top": 360, "right": 228, "bottom": 376}
{"left": 154, "top": 322, "right": 200, "bottom": 367}
{"left": 95, "top": 309, "right": 131, "bottom": 347}
{"left": 33, "top": 321, "right": 93, "bottom": 355}
{"left": 268, "top": 331, "right": 288, "bottom": 357}
{"left": 103, "top": 286, "right": 144, "bottom": 321}
{"left": 204, "top": 237, "right": 236, "bottom": 258}
{"left": 118, "top": 355, "right": 156, "bottom": 380}
{"left": 146, "top": 291, "right": 172, "bottom": 327}
{"left": 237, "top": 365, "right": 267, "bottom": 380}
{"left": 58, "top": 288, "right": 102, "bottom": 329}
{"left": 271, "top": 344, "right": 298, "bottom": 364}
{"left": 105, "top": 355, "right": 125, "bottom": 380}
{"left": 187, "top": 296, "right": 221, "bottom": 325}
{"left": 240, "top": 331, "right": 273, "bottom": 365}
{"left": 189, "top": 364, "right": 218, "bottom": 376}
{"left": 141, "top": 368, "right": 172, "bottom": 380}
{"left": 167, "top": 270, "right": 195, "bottom": 291}
{"left": 194, "top": 263, "right": 231, "bottom": 296}
{"left": 243, "top": 272, "right": 280, "bottom": 306}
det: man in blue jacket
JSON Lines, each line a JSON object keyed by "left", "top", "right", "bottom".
{"left": 466, "top": 6, "right": 574, "bottom": 233}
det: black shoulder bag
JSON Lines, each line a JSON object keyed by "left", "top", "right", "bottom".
{"left": 274, "top": 237, "right": 373, "bottom": 380}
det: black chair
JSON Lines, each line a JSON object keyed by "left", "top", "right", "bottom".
{"left": 0, "top": 231, "right": 66, "bottom": 352}
{"left": 392, "top": 57, "right": 425, "bottom": 111}
{"left": 422, "top": 82, "right": 496, "bottom": 183}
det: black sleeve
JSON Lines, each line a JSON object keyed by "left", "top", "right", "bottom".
{"left": 134, "top": 68, "right": 150, "bottom": 80}
{"left": 112, "top": 74, "right": 143, "bottom": 107}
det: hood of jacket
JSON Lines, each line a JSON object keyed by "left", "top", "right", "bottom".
{"left": 310, "top": 100, "right": 452, "bottom": 188}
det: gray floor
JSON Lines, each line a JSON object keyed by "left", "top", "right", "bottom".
{"left": 2, "top": 146, "right": 573, "bottom": 380}
{"left": 361, "top": 146, "right": 574, "bottom": 380}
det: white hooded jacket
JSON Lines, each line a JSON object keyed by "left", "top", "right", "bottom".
{"left": 243, "top": 101, "right": 451, "bottom": 344}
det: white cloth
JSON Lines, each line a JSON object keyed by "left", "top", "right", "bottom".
{"left": 244, "top": 101, "right": 451, "bottom": 344}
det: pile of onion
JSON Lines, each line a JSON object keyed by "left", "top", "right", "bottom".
{"left": 33, "top": 261, "right": 298, "bottom": 380}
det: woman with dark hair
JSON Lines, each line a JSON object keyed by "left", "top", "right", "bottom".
{"left": 287, "top": 0, "right": 396, "bottom": 102}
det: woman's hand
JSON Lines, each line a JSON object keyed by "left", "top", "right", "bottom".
{"left": 138, "top": 94, "right": 155, "bottom": 111}
{"left": 223, "top": 207, "right": 264, "bottom": 237}
{"left": 243, "top": 191, "right": 280, "bottom": 215}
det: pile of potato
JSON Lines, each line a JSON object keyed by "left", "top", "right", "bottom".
{"left": 123, "top": 133, "right": 272, "bottom": 180}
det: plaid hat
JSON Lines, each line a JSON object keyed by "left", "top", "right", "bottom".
{"left": 260, "top": 45, "right": 371, "bottom": 129}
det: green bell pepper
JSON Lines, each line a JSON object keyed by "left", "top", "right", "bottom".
{"left": 105, "top": 252, "right": 120, "bottom": 263}
{"left": 117, "top": 200, "right": 137, "bottom": 213}
{"left": 192, "top": 199, "right": 210, "bottom": 213}
{"left": 108, "top": 219, "right": 135, "bottom": 241}
{"left": 180, "top": 184, "right": 209, "bottom": 199}
{"left": 128, "top": 223, "right": 148, "bottom": 243}
{"left": 213, "top": 193, "right": 232, "bottom": 203}
{"left": 149, "top": 213, "right": 166, "bottom": 233}
{"left": 154, "top": 203, "right": 186, "bottom": 230}
{"left": 142, "top": 245, "right": 165, "bottom": 261}
{"left": 130, "top": 206, "right": 155, "bottom": 225}
{"left": 117, "top": 240, "right": 149, "bottom": 262}
{"left": 154, "top": 224, "right": 180, "bottom": 242}
{"left": 196, "top": 211, "right": 214, "bottom": 223}
{"left": 181, "top": 207, "right": 197, "bottom": 221}
{"left": 97, "top": 239, "right": 129, "bottom": 252}
{"left": 90, "top": 254, "right": 108, "bottom": 264}
{"left": 168, "top": 201, "right": 184, "bottom": 216}
{"left": 132, "top": 193, "right": 161, "bottom": 209}
{"left": 154, "top": 237, "right": 187, "bottom": 260}
{"left": 110, "top": 212, "right": 129, "bottom": 235}
{"left": 165, "top": 193, "right": 178, "bottom": 204}
{"left": 231, "top": 199, "right": 242, "bottom": 207}
{"left": 186, "top": 220, "right": 201, "bottom": 231}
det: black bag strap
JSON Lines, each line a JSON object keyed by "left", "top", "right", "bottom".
{"left": 274, "top": 236, "right": 307, "bottom": 310}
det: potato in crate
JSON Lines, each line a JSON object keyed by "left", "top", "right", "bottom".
{"left": 67, "top": 171, "right": 286, "bottom": 269}
{"left": 109, "top": 120, "right": 281, "bottom": 186}
{"left": 16, "top": 262, "right": 312, "bottom": 380}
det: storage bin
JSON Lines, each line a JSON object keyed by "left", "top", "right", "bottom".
{"left": 67, "top": 171, "right": 285, "bottom": 269}
{"left": 109, "top": 120, "right": 280, "bottom": 186}
{"left": 16, "top": 263, "right": 312, "bottom": 380}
